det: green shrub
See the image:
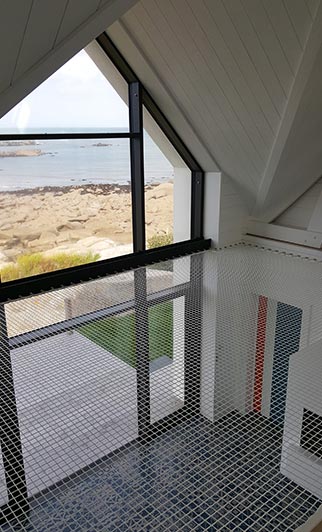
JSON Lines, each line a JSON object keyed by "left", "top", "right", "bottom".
{"left": 147, "top": 232, "right": 173, "bottom": 249}
{"left": 0, "top": 251, "right": 100, "bottom": 282}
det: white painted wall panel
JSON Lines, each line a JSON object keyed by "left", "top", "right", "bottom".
{"left": 218, "top": 175, "right": 249, "bottom": 246}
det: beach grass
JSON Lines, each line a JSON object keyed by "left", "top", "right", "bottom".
{"left": 0, "top": 251, "right": 100, "bottom": 281}
{"left": 147, "top": 232, "right": 173, "bottom": 249}
{"left": 78, "top": 300, "right": 173, "bottom": 367}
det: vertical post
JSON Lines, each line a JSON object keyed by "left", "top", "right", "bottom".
{"left": 0, "top": 304, "right": 28, "bottom": 519}
{"left": 134, "top": 268, "right": 151, "bottom": 436}
{"left": 191, "top": 170, "right": 204, "bottom": 239}
{"left": 184, "top": 254, "right": 203, "bottom": 415}
{"left": 129, "top": 81, "right": 145, "bottom": 252}
{"left": 129, "top": 81, "right": 150, "bottom": 435}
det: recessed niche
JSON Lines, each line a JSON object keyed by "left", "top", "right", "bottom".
{"left": 300, "top": 409, "right": 322, "bottom": 459}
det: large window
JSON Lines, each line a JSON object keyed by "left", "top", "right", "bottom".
{"left": 0, "top": 35, "right": 203, "bottom": 284}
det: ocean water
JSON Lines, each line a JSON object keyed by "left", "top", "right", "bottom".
{"left": 0, "top": 128, "right": 173, "bottom": 191}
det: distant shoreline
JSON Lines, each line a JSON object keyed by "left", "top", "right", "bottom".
{"left": 0, "top": 182, "right": 162, "bottom": 197}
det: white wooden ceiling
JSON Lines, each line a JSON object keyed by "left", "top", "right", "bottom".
{"left": 0, "top": 0, "right": 138, "bottom": 119}
{"left": 109, "top": 0, "right": 322, "bottom": 219}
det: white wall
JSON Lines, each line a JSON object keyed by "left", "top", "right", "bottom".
{"left": 200, "top": 245, "right": 322, "bottom": 425}
{"left": 281, "top": 342, "right": 322, "bottom": 499}
{"left": 204, "top": 172, "right": 249, "bottom": 248}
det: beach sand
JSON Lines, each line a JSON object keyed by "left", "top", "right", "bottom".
{"left": 0, "top": 182, "right": 173, "bottom": 267}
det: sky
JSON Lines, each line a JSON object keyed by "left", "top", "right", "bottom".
{"left": 0, "top": 50, "right": 129, "bottom": 131}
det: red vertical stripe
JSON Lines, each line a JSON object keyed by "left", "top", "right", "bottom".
{"left": 253, "top": 295, "right": 268, "bottom": 413}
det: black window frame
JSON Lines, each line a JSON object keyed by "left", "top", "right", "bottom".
{"left": 0, "top": 32, "right": 207, "bottom": 300}
{"left": 0, "top": 33, "right": 210, "bottom": 525}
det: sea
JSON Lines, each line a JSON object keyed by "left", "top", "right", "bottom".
{"left": 0, "top": 128, "right": 173, "bottom": 191}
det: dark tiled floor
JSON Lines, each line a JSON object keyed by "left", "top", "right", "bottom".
{"left": 3, "top": 413, "right": 321, "bottom": 531}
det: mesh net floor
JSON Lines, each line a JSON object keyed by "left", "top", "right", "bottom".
{"left": 1, "top": 245, "right": 322, "bottom": 531}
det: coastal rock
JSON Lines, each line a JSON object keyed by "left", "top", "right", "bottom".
{"left": 0, "top": 149, "right": 42, "bottom": 158}
{"left": 57, "top": 222, "right": 82, "bottom": 231}
{"left": 0, "top": 231, "right": 12, "bottom": 240}
{"left": 13, "top": 231, "right": 40, "bottom": 242}
{"left": 68, "top": 216, "right": 89, "bottom": 223}
{"left": 37, "top": 231, "right": 58, "bottom": 246}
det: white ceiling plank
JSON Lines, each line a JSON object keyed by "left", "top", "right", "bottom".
{"left": 203, "top": 0, "right": 280, "bottom": 132}
{"left": 173, "top": 0, "right": 269, "bottom": 163}
{"left": 187, "top": 0, "right": 274, "bottom": 148}
{"left": 0, "top": 0, "right": 33, "bottom": 93}
{"left": 306, "top": 0, "right": 321, "bottom": 18}
{"left": 224, "top": 0, "right": 286, "bottom": 116}
{"left": 241, "top": 0, "right": 294, "bottom": 94}
{"left": 141, "top": 0, "right": 260, "bottom": 182}
{"left": 283, "top": 0, "right": 312, "bottom": 49}
{"left": 165, "top": 0, "right": 266, "bottom": 171}
{"left": 56, "top": 0, "right": 102, "bottom": 44}
{"left": 307, "top": 189, "right": 322, "bottom": 232}
{"left": 113, "top": 0, "right": 313, "bottom": 205}
{"left": 108, "top": 19, "right": 219, "bottom": 172}
{"left": 0, "top": 0, "right": 139, "bottom": 119}
{"left": 262, "top": 0, "right": 303, "bottom": 74}
{"left": 122, "top": 6, "right": 235, "bottom": 172}
{"left": 13, "top": 0, "right": 69, "bottom": 82}
{"left": 254, "top": 3, "right": 322, "bottom": 220}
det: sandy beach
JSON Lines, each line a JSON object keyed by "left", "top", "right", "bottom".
{"left": 0, "top": 182, "right": 173, "bottom": 268}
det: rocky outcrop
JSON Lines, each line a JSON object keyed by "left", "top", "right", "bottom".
{"left": 0, "top": 182, "right": 173, "bottom": 267}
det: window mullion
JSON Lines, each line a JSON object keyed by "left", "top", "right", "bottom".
{"left": 129, "top": 81, "right": 146, "bottom": 253}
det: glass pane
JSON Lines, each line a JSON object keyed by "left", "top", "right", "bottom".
{"left": 143, "top": 110, "right": 174, "bottom": 249}
{"left": 149, "top": 298, "right": 185, "bottom": 423}
{"left": 6, "top": 283, "right": 138, "bottom": 495}
{"left": 0, "top": 138, "right": 132, "bottom": 281}
{"left": 143, "top": 107, "right": 191, "bottom": 249}
{"left": 0, "top": 49, "right": 129, "bottom": 134}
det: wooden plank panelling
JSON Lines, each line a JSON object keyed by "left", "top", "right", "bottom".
{"left": 125, "top": 5, "right": 253, "bottom": 183}
{"left": 262, "top": 0, "right": 303, "bottom": 74}
{"left": 241, "top": 0, "right": 293, "bottom": 94}
{"left": 283, "top": 0, "right": 312, "bottom": 48}
{"left": 0, "top": 0, "right": 33, "bottom": 94}
{"left": 187, "top": 0, "right": 274, "bottom": 148}
{"left": 13, "top": 0, "right": 69, "bottom": 82}
{"left": 224, "top": 0, "right": 286, "bottom": 116}
{"left": 118, "top": 0, "right": 316, "bottom": 206}
{"left": 56, "top": 0, "right": 101, "bottom": 44}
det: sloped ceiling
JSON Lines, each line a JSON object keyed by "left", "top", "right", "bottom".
{"left": 1, "top": 0, "right": 322, "bottom": 222}
{"left": 108, "top": 0, "right": 322, "bottom": 219}
{"left": 0, "top": 0, "right": 138, "bottom": 119}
